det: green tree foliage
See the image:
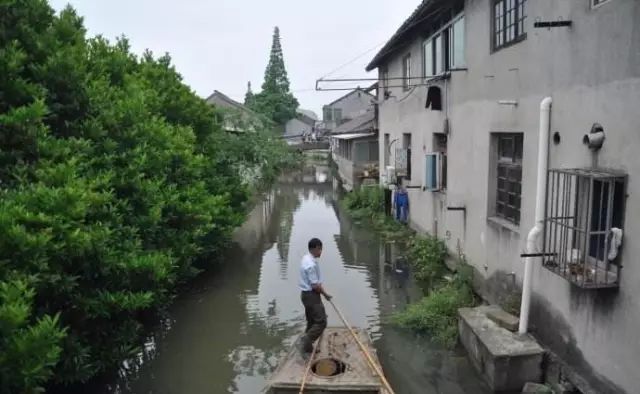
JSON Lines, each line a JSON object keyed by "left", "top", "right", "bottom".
{"left": 0, "top": 1, "right": 297, "bottom": 392}
{"left": 250, "top": 27, "right": 299, "bottom": 125}
{"left": 244, "top": 81, "right": 255, "bottom": 107}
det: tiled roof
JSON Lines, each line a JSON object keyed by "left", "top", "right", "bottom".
{"left": 331, "top": 110, "right": 376, "bottom": 135}
{"left": 366, "top": 0, "right": 447, "bottom": 71}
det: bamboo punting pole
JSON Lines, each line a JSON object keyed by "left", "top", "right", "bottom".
{"left": 299, "top": 333, "right": 322, "bottom": 393}
{"left": 328, "top": 299, "right": 396, "bottom": 394}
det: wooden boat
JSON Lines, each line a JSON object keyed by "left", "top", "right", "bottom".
{"left": 265, "top": 327, "right": 390, "bottom": 394}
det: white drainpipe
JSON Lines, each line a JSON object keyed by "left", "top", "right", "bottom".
{"left": 518, "top": 97, "right": 552, "bottom": 335}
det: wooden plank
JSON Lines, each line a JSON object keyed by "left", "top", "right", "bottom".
{"left": 266, "top": 327, "right": 385, "bottom": 393}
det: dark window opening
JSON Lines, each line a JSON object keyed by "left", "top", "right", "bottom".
{"left": 426, "top": 86, "right": 443, "bottom": 110}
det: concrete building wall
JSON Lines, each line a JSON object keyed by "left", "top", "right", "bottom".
{"left": 376, "top": 0, "right": 640, "bottom": 392}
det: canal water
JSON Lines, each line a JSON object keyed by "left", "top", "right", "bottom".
{"left": 101, "top": 158, "right": 489, "bottom": 394}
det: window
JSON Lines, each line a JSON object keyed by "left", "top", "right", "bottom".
{"left": 403, "top": 133, "right": 412, "bottom": 180}
{"left": 450, "top": 17, "right": 465, "bottom": 68}
{"left": 384, "top": 133, "right": 390, "bottom": 166}
{"left": 423, "top": 39, "right": 433, "bottom": 77}
{"left": 495, "top": 134, "right": 523, "bottom": 225}
{"left": 434, "top": 35, "right": 444, "bottom": 75}
{"left": 434, "top": 133, "right": 447, "bottom": 189}
{"left": 542, "top": 169, "right": 626, "bottom": 289}
{"left": 381, "top": 68, "right": 390, "bottom": 98}
{"left": 402, "top": 53, "right": 411, "bottom": 91}
{"left": 423, "top": 15, "right": 465, "bottom": 77}
{"left": 592, "top": 0, "right": 611, "bottom": 7}
{"left": 425, "top": 86, "right": 442, "bottom": 111}
{"left": 396, "top": 134, "right": 412, "bottom": 180}
{"left": 323, "top": 107, "right": 332, "bottom": 122}
{"left": 369, "top": 141, "right": 379, "bottom": 162}
{"left": 425, "top": 153, "right": 445, "bottom": 191}
{"left": 493, "top": 0, "right": 527, "bottom": 51}
{"left": 334, "top": 108, "right": 343, "bottom": 124}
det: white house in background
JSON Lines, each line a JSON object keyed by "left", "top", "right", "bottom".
{"left": 367, "top": 0, "right": 640, "bottom": 392}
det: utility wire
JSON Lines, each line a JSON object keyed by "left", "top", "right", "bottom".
{"left": 316, "top": 3, "right": 448, "bottom": 83}
{"left": 318, "top": 41, "right": 387, "bottom": 80}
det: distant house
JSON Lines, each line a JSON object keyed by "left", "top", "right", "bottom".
{"left": 321, "top": 87, "right": 376, "bottom": 132}
{"left": 331, "top": 110, "right": 378, "bottom": 191}
{"left": 205, "top": 90, "right": 270, "bottom": 133}
{"left": 284, "top": 108, "right": 318, "bottom": 145}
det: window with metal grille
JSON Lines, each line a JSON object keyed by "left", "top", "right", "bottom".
{"left": 495, "top": 134, "right": 523, "bottom": 225}
{"left": 493, "top": 0, "right": 527, "bottom": 51}
{"left": 542, "top": 169, "right": 627, "bottom": 289}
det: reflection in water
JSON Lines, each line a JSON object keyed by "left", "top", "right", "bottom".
{"left": 100, "top": 159, "right": 488, "bottom": 394}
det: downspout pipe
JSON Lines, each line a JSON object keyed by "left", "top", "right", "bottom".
{"left": 518, "top": 97, "right": 552, "bottom": 335}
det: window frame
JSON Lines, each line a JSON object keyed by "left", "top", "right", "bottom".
{"left": 422, "top": 39, "right": 434, "bottom": 78}
{"left": 334, "top": 108, "right": 343, "bottom": 125}
{"left": 422, "top": 13, "right": 465, "bottom": 79}
{"left": 381, "top": 68, "right": 390, "bottom": 98}
{"left": 402, "top": 53, "right": 412, "bottom": 91}
{"left": 495, "top": 133, "right": 523, "bottom": 225}
{"left": 591, "top": 0, "right": 612, "bottom": 8}
{"left": 450, "top": 16, "right": 466, "bottom": 69}
{"left": 492, "top": 0, "right": 527, "bottom": 52}
{"left": 323, "top": 107, "right": 332, "bottom": 122}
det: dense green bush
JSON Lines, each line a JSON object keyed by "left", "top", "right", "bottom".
{"left": 0, "top": 1, "right": 296, "bottom": 392}
{"left": 343, "top": 186, "right": 384, "bottom": 214}
{"left": 392, "top": 276, "right": 476, "bottom": 348}
{"left": 342, "top": 186, "right": 412, "bottom": 242}
{"left": 408, "top": 236, "right": 449, "bottom": 283}
{"left": 394, "top": 237, "right": 477, "bottom": 348}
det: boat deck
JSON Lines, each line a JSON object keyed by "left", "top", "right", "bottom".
{"left": 266, "top": 327, "right": 388, "bottom": 393}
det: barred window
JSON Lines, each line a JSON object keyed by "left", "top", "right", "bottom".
{"left": 496, "top": 134, "right": 523, "bottom": 225}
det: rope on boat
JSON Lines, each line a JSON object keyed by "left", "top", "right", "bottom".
{"left": 329, "top": 299, "right": 396, "bottom": 394}
{"left": 299, "top": 333, "right": 323, "bottom": 393}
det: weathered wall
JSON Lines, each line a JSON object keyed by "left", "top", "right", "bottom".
{"left": 377, "top": 0, "right": 640, "bottom": 392}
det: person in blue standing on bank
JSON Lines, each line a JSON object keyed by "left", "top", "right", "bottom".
{"left": 393, "top": 184, "right": 409, "bottom": 224}
{"left": 299, "top": 238, "right": 332, "bottom": 357}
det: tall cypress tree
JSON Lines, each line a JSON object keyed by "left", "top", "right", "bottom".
{"left": 244, "top": 81, "right": 254, "bottom": 107}
{"left": 250, "top": 27, "right": 299, "bottom": 125}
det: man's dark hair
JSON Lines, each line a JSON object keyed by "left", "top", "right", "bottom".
{"left": 308, "top": 238, "right": 323, "bottom": 250}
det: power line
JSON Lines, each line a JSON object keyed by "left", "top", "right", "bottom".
{"left": 318, "top": 41, "right": 387, "bottom": 79}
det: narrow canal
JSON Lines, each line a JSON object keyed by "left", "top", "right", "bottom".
{"left": 101, "top": 157, "right": 489, "bottom": 394}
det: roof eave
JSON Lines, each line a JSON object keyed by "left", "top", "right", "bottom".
{"left": 366, "top": 0, "right": 449, "bottom": 71}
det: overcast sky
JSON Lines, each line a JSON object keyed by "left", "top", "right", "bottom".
{"left": 48, "top": 0, "right": 419, "bottom": 116}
